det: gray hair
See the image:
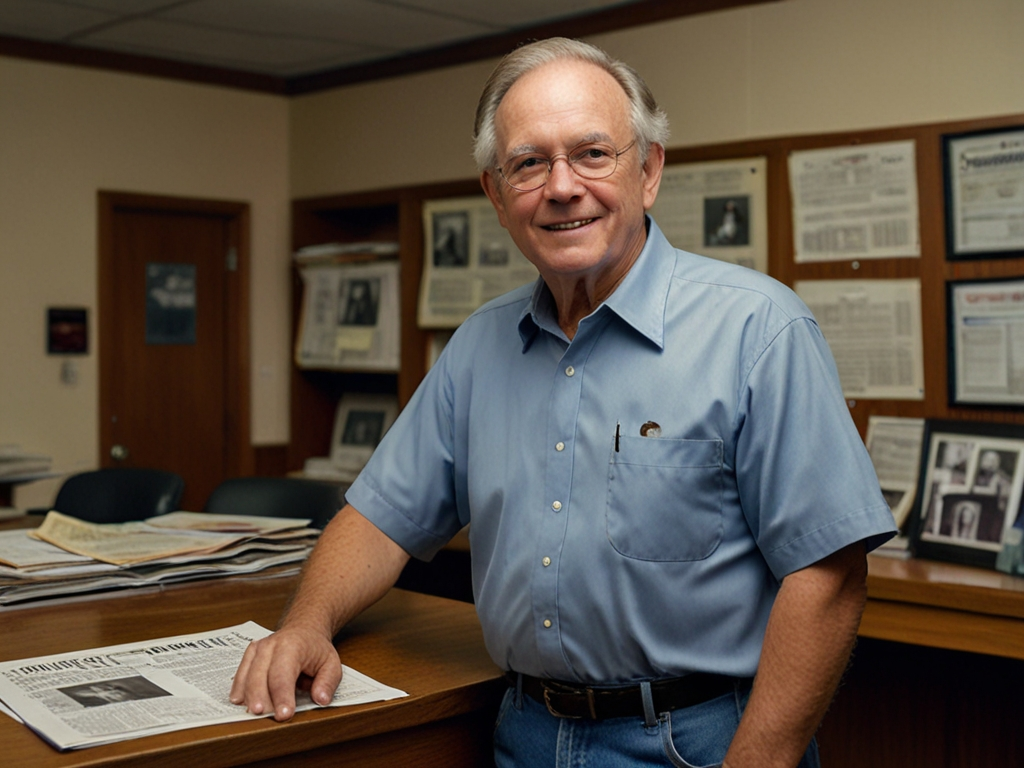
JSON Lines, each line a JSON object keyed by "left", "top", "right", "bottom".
{"left": 473, "top": 37, "right": 670, "bottom": 173}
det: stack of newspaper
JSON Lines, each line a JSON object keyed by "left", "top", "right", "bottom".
{"left": 0, "top": 511, "right": 320, "bottom": 606}
{"left": 0, "top": 445, "right": 52, "bottom": 479}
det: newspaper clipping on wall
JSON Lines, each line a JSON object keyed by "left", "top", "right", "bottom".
{"left": 296, "top": 260, "right": 400, "bottom": 371}
{"left": 789, "top": 140, "right": 920, "bottom": 262}
{"left": 417, "top": 196, "right": 538, "bottom": 328}
{"left": 0, "top": 622, "right": 406, "bottom": 751}
{"left": 795, "top": 278, "right": 925, "bottom": 400}
{"left": 648, "top": 157, "right": 768, "bottom": 272}
{"left": 865, "top": 416, "right": 926, "bottom": 532}
{"left": 949, "top": 278, "right": 1024, "bottom": 405}
{"left": 944, "top": 127, "right": 1024, "bottom": 258}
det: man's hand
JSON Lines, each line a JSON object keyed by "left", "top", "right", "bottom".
{"left": 230, "top": 624, "right": 341, "bottom": 721}
{"left": 228, "top": 504, "right": 411, "bottom": 722}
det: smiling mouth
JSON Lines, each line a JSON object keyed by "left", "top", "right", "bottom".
{"left": 543, "top": 218, "right": 595, "bottom": 231}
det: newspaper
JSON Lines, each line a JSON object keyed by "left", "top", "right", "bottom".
{"left": 789, "top": 141, "right": 920, "bottom": 262}
{"left": 945, "top": 128, "right": 1024, "bottom": 256}
{"left": 795, "top": 278, "right": 925, "bottom": 400}
{"left": 648, "top": 157, "right": 768, "bottom": 272}
{"left": 295, "top": 260, "right": 401, "bottom": 371}
{"left": 31, "top": 511, "right": 248, "bottom": 566}
{"left": 417, "top": 196, "right": 538, "bottom": 328}
{"left": 0, "top": 513, "right": 320, "bottom": 606}
{"left": 0, "top": 621, "right": 407, "bottom": 751}
{"left": 949, "top": 278, "right": 1024, "bottom": 405}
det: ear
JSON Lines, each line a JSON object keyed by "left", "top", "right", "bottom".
{"left": 641, "top": 143, "right": 666, "bottom": 211}
{"left": 481, "top": 170, "right": 510, "bottom": 229}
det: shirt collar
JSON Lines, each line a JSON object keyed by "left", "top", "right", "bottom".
{"left": 517, "top": 216, "right": 673, "bottom": 351}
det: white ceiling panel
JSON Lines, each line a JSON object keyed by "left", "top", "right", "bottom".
{"left": 82, "top": 17, "right": 379, "bottom": 74}
{"left": 0, "top": 0, "right": 652, "bottom": 81}
{"left": 0, "top": 0, "right": 114, "bottom": 40}
{"left": 164, "top": 0, "right": 496, "bottom": 51}
{"left": 392, "top": 0, "right": 632, "bottom": 28}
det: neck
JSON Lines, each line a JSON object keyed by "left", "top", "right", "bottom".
{"left": 548, "top": 243, "right": 643, "bottom": 340}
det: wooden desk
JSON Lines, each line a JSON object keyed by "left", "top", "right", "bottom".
{"left": 1, "top": 578, "right": 505, "bottom": 768}
{"left": 862, "top": 554, "right": 1024, "bottom": 659}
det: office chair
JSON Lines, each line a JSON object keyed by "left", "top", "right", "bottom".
{"left": 35, "top": 468, "right": 185, "bottom": 524}
{"left": 202, "top": 476, "right": 345, "bottom": 529}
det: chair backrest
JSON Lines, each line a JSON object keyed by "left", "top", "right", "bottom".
{"left": 52, "top": 468, "right": 185, "bottom": 524}
{"left": 203, "top": 477, "right": 345, "bottom": 529}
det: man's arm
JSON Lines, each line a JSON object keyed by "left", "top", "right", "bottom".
{"left": 722, "top": 541, "right": 868, "bottom": 768}
{"left": 229, "top": 504, "right": 410, "bottom": 721}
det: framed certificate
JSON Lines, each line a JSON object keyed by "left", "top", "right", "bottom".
{"left": 942, "top": 126, "right": 1024, "bottom": 260}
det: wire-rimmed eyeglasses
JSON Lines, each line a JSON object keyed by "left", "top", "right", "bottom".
{"left": 496, "top": 140, "right": 636, "bottom": 192}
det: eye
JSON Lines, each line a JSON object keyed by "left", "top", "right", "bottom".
{"left": 507, "top": 154, "right": 546, "bottom": 175}
{"left": 571, "top": 144, "right": 613, "bottom": 166}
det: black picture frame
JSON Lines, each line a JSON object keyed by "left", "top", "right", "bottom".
{"left": 909, "top": 419, "right": 1024, "bottom": 569}
{"left": 942, "top": 125, "right": 1024, "bottom": 261}
{"left": 946, "top": 276, "right": 1024, "bottom": 408}
{"left": 47, "top": 307, "right": 88, "bottom": 354}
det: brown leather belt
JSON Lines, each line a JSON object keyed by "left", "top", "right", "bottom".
{"left": 507, "top": 671, "right": 751, "bottom": 720}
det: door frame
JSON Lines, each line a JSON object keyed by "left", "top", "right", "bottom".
{"left": 97, "top": 191, "right": 254, "bottom": 479}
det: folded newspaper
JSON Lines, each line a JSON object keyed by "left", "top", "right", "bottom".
{"left": 0, "top": 621, "right": 407, "bottom": 751}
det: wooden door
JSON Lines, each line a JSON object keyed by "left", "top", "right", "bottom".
{"left": 98, "top": 192, "right": 251, "bottom": 511}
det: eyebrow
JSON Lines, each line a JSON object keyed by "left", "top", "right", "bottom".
{"left": 502, "top": 132, "right": 616, "bottom": 160}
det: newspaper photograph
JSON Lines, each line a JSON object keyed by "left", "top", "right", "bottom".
{"left": 296, "top": 260, "right": 400, "bottom": 371}
{"left": 949, "top": 278, "right": 1024, "bottom": 405}
{"left": 648, "top": 157, "right": 768, "bottom": 272}
{"left": 417, "top": 196, "right": 538, "bottom": 328}
{"left": 0, "top": 621, "right": 407, "bottom": 751}
{"left": 789, "top": 141, "right": 920, "bottom": 262}
{"left": 944, "top": 127, "right": 1024, "bottom": 258}
{"left": 865, "top": 416, "right": 926, "bottom": 529}
{"left": 795, "top": 279, "right": 925, "bottom": 400}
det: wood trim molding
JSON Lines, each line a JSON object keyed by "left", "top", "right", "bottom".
{"left": 0, "top": 0, "right": 781, "bottom": 96}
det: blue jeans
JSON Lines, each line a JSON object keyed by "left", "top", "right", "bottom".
{"left": 493, "top": 681, "right": 820, "bottom": 768}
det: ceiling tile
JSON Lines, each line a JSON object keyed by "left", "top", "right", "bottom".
{"left": 81, "top": 17, "right": 381, "bottom": 75}
{"left": 0, "top": 0, "right": 114, "bottom": 40}
{"left": 393, "top": 0, "right": 632, "bottom": 29}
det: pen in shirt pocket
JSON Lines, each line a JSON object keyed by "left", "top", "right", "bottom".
{"left": 615, "top": 420, "right": 662, "bottom": 451}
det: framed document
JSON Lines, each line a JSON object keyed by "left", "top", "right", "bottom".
{"left": 942, "top": 126, "right": 1024, "bottom": 260}
{"left": 909, "top": 419, "right": 1024, "bottom": 569}
{"left": 947, "top": 277, "right": 1024, "bottom": 407}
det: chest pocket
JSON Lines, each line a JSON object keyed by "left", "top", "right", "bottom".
{"left": 606, "top": 437, "right": 724, "bottom": 562}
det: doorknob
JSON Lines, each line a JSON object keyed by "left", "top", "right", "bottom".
{"left": 110, "top": 444, "right": 129, "bottom": 461}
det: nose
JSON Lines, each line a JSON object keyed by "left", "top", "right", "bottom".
{"left": 544, "top": 155, "right": 584, "bottom": 201}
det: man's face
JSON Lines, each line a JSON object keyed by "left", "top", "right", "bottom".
{"left": 481, "top": 59, "right": 663, "bottom": 287}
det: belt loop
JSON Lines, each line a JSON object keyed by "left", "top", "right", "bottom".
{"left": 640, "top": 681, "right": 657, "bottom": 728}
{"left": 514, "top": 672, "right": 524, "bottom": 710}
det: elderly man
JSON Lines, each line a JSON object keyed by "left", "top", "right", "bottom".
{"left": 232, "top": 38, "right": 895, "bottom": 767}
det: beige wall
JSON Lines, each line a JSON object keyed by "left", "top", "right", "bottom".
{"left": 0, "top": 58, "right": 291, "bottom": 507}
{"left": 290, "top": 0, "right": 1024, "bottom": 197}
{"left": 4, "top": 0, "right": 1023, "bottom": 507}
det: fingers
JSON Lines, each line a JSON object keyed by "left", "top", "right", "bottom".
{"left": 230, "top": 629, "right": 340, "bottom": 722}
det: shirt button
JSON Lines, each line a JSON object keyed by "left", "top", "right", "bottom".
{"left": 564, "top": 365, "right": 575, "bottom": 377}
{"left": 555, "top": 441, "right": 565, "bottom": 452}
{"left": 543, "top": 619, "right": 552, "bottom": 628}
{"left": 542, "top": 556, "right": 551, "bottom": 567}
{"left": 552, "top": 500, "right": 562, "bottom": 512}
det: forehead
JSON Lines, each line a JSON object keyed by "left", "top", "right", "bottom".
{"left": 493, "top": 59, "right": 631, "bottom": 154}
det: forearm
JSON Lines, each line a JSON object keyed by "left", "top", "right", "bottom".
{"left": 723, "top": 542, "right": 868, "bottom": 768}
{"left": 279, "top": 504, "right": 411, "bottom": 640}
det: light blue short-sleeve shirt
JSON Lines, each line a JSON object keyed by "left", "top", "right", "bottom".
{"left": 347, "top": 217, "right": 895, "bottom": 684}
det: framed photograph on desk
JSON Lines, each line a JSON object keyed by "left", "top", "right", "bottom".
{"left": 909, "top": 419, "right": 1024, "bottom": 569}
{"left": 942, "top": 125, "right": 1024, "bottom": 261}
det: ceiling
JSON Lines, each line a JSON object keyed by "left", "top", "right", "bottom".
{"left": 0, "top": 0, "right": 772, "bottom": 93}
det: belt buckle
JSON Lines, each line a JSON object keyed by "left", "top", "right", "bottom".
{"left": 542, "top": 683, "right": 596, "bottom": 719}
